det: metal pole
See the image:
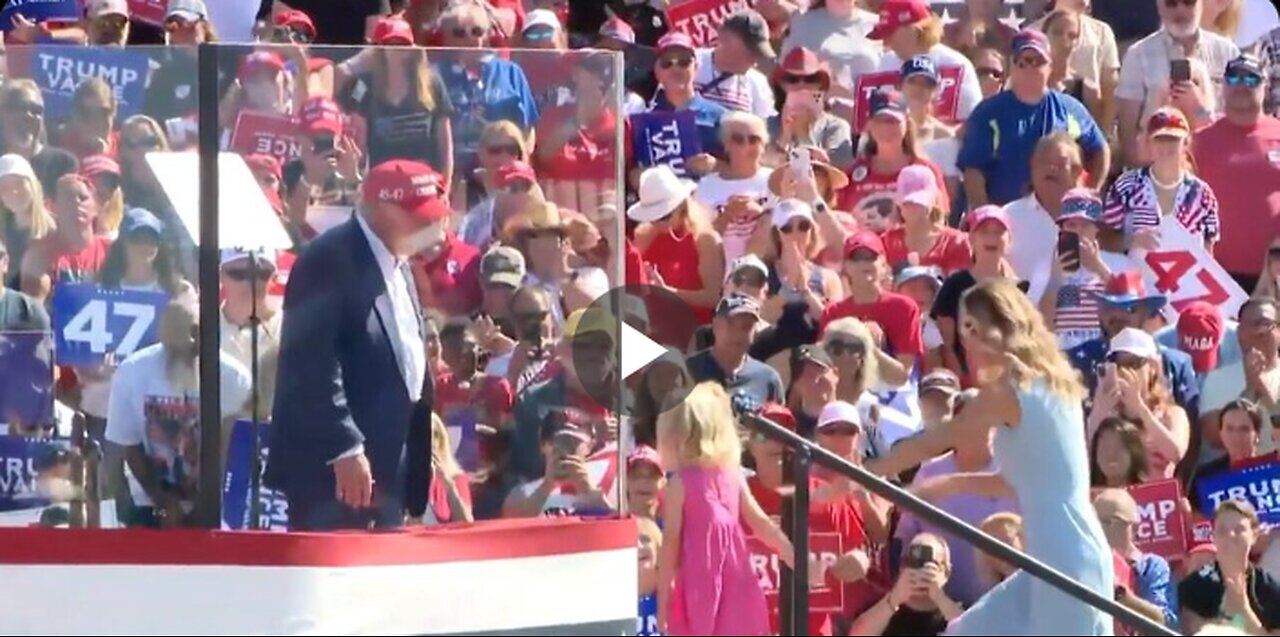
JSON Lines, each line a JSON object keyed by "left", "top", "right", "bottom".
{"left": 247, "top": 253, "right": 262, "bottom": 529}
{"left": 779, "top": 446, "right": 796, "bottom": 637}
{"left": 738, "top": 412, "right": 1179, "bottom": 637}
{"left": 791, "top": 445, "right": 811, "bottom": 637}
{"left": 194, "top": 42, "right": 223, "bottom": 529}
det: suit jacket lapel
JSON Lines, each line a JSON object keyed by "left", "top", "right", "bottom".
{"left": 349, "top": 217, "right": 412, "bottom": 388}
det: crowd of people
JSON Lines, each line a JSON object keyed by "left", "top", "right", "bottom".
{"left": 2, "top": 0, "right": 1280, "bottom": 635}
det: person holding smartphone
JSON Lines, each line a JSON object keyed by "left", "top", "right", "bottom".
{"left": 848, "top": 533, "right": 964, "bottom": 636}
{"left": 501, "top": 411, "right": 610, "bottom": 518}
{"left": 767, "top": 47, "right": 854, "bottom": 171}
{"left": 1038, "top": 188, "right": 1128, "bottom": 350}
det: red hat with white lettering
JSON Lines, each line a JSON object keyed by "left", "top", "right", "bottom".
{"left": 656, "top": 31, "right": 696, "bottom": 56}
{"left": 273, "top": 8, "right": 317, "bottom": 41}
{"left": 869, "top": 0, "right": 932, "bottom": 41}
{"left": 239, "top": 51, "right": 286, "bottom": 80}
{"left": 300, "top": 96, "right": 343, "bottom": 136}
{"left": 1177, "top": 301, "right": 1224, "bottom": 374}
{"left": 363, "top": 160, "right": 451, "bottom": 222}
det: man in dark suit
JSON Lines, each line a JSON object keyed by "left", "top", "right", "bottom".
{"left": 266, "top": 159, "right": 445, "bottom": 531}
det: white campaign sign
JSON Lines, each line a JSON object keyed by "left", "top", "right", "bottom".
{"left": 62, "top": 300, "right": 156, "bottom": 357}
{"left": 1132, "top": 217, "right": 1247, "bottom": 322}
{"left": 146, "top": 152, "right": 293, "bottom": 254}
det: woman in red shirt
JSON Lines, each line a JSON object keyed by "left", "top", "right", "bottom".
{"left": 534, "top": 55, "right": 617, "bottom": 215}
{"left": 744, "top": 403, "right": 887, "bottom": 636}
{"left": 628, "top": 165, "right": 724, "bottom": 324}
{"left": 837, "top": 87, "right": 948, "bottom": 233}
{"left": 880, "top": 164, "right": 970, "bottom": 276}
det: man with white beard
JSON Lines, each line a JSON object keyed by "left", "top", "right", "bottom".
{"left": 267, "top": 159, "right": 440, "bottom": 531}
{"left": 1116, "top": 0, "right": 1239, "bottom": 167}
{"left": 105, "top": 298, "right": 251, "bottom": 528}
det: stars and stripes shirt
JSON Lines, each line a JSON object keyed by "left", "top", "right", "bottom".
{"left": 1053, "top": 273, "right": 1105, "bottom": 350}
{"left": 1255, "top": 26, "right": 1280, "bottom": 116}
{"left": 1101, "top": 167, "right": 1221, "bottom": 244}
{"left": 693, "top": 48, "right": 777, "bottom": 119}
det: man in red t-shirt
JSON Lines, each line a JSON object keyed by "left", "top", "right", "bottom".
{"left": 744, "top": 403, "right": 888, "bottom": 636}
{"left": 820, "top": 231, "right": 923, "bottom": 384}
{"left": 1192, "top": 54, "right": 1280, "bottom": 290}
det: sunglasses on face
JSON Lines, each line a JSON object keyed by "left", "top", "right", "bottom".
{"left": 976, "top": 67, "right": 1005, "bottom": 80}
{"left": 733, "top": 272, "right": 766, "bottom": 288}
{"left": 450, "top": 25, "right": 488, "bottom": 39}
{"left": 1164, "top": 0, "right": 1196, "bottom": 7}
{"left": 825, "top": 339, "right": 865, "bottom": 357}
{"left": 1268, "top": 247, "right": 1280, "bottom": 260}
{"left": 124, "top": 134, "right": 161, "bottom": 149}
{"left": 819, "top": 424, "right": 860, "bottom": 437}
{"left": 782, "top": 72, "right": 824, "bottom": 86}
{"left": 1016, "top": 56, "right": 1049, "bottom": 69}
{"left": 1226, "top": 74, "right": 1263, "bottom": 89}
{"left": 274, "top": 26, "right": 314, "bottom": 44}
{"left": 660, "top": 57, "right": 694, "bottom": 70}
{"left": 848, "top": 250, "right": 879, "bottom": 263}
{"left": 5, "top": 101, "right": 43, "bottom": 118}
{"left": 729, "top": 132, "right": 763, "bottom": 146}
{"left": 503, "top": 180, "right": 534, "bottom": 195}
{"left": 223, "top": 268, "right": 274, "bottom": 282}
{"left": 781, "top": 220, "right": 812, "bottom": 234}
{"left": 96, "top": 15, "right": 128, "bottom": 29}
{"left": 523, "top": 26, "right": 557, "bottom": 42}
{"left": 165, "top": 17, "right": 197, "bottom": 30}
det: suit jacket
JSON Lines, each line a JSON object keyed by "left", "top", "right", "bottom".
{"left": 265, "top": 216, "right": 432, "bottom": 517}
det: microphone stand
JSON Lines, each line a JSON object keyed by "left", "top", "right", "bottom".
{"left": 248, "top": 252, "right": 263, "bottom": 529}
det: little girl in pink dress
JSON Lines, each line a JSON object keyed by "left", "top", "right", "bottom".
{"left": 656, "top": 382, "right": 794, "bottom": 636}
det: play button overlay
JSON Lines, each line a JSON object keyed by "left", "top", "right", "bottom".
{"left": 569, "top": 284, "right": 701, "bottom": 413}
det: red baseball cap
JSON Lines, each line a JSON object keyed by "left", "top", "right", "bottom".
{"left": 244, "top": 153, "right": 283, "bottom": 180}
{"left": 300, "top": 96, "right": 343, "bottom": 136}
{"left": 239, "top": 50, "right": 285, "bottom": 80}
{"left": 656, "top": 31, "right": 696, "bottom": 55}
{"left": 363, "top": 160, "right": 451, "bottom": 222}
{"left": 844, "top": 230, "right": 886, "bottom": 259}
{"left": 759, "top": 402, "right": 797, "bottom": 433}
{"left": 80, "top": 154, "right": 121, "bottom": 179}
{"left": 869, "top": 0, "right": 932, "bottom": 40}
{"left": 274, "top": 8, "right": 317, "bottom": 40}
{"left": 1177, "top": 301, "right": 1224, "bottom": 373}
{"left": 372, "top": 16, "right": 415, "bottom": 45}
{"left": 966, "top": 205, "right": 1011, "bottom": 233}
{"left": 627, "top": 446, "right": 663, "bottom": 472}
{"left": 496, "top": 160, "right": 537, "bottom": 187}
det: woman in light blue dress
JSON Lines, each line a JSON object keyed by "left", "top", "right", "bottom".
{"left": 868, "top": 279, "right": 1114, "bottom": 636}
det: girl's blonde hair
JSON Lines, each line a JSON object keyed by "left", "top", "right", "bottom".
{"left": 822, "top": 317, "right": 881, "bottom": 391}
{"left": 960, "top": 279, "right": 1087, "bottom": 402}
{"left": 1208, "top": 0, "right": 1242, "bottom": 40}
{"left": 657, "top": 382, "right": 742, "bottom": 468}
{"left": 430, "top": 412, "right": 462, "bottom": 476}
{"left": 97, "top": 183, "right": 125, "bottom": 236}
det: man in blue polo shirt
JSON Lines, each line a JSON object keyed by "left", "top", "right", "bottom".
{"left": 687, "top": 293, "right": 784, "bottom": 406}
{"left": 648, "top": 31, "right": 728, "bottom": 174}
{"left": 958, "top": 29, "right": 1110, "bottom": 207}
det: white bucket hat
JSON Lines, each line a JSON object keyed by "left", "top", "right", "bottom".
{"left": 626, "top": 165, "right": 696, "bottom": 223}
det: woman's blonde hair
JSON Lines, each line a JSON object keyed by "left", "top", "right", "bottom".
{"left": 914, "top": 15, "right": 944, "bottom": 49}
{"left": 122, "top": 115, "right": 172, "bottom": 151}
{"left": 480, "top": 120, "right": 531, "bottom": 161}
{"left": 430, "top": 412, "right": 462, "bottom": 476}
{"left": 0, "top": 166, "right": 53, "bottom": 241}
{"left": 822, "top": 317, "right": 880, "bottom": 391}
{"left": 657, "top": 382, "right": 742, "bottom": 468}
{"left": 374, "top": 48, "right": 438, "bottom": 111}
{"left": 97, "top": 183, "right": 125, "bottom": 236}
{"left": 1208, "top": 0, "right": 1242, "bottom": 39}
{"left": 960, "top": 279, "right": 1087, "bottom": 402}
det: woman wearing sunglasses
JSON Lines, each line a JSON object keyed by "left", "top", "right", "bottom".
{"left": 767, "top": 47, "right": 854, "bottom": 171}
{"left": 969, "top": 47, "right": 1008, "bottom": 99}
{"left": 748, "top": 199, "right": 844, "bottom": 364}
{"left": 695, "top": 112, "right": 773, "bottom": 266}
{"left": 53, "top": 79, "right": 119, "bottom": 162}
{"left": 1086, "top": 328, "right": 1191, "bottom": 482}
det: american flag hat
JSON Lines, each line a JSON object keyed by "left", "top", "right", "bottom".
{"left": 1058, "top": 187, "right": 1103, "bottom": 225}
{"left": 1147, "top": 107, "right": 1191, "bottom": 139}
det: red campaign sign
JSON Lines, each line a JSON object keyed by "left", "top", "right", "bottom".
{"left": 128, "top": 0, "right": 168, "bottom": 27}
{"left": 851, "top": 66, "right": 964, "bottom": 131}
{"left": 1144, "top": 249, "right": 1232, "bottom": 312}
{"left": 229, "top": 112, "right": 303, "bottom": 165}
{"left": 748, "top": 527, "right": 844, "bottom": 619}
{"left": 666, "top": 0, "right": 753, "bottom": 48}
{"left": 1128, "top": 479, "right": 1188, "bottom": 559}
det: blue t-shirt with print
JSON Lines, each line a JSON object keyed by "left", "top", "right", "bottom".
{"left": 638, "top": 594, "right": 660, "bottom": 635}
{"left": 434, "top": 56, "right": 540, "bottom": 159}
{"left": 650, "top": 91, "right": 727, "bottom": 160}
{"left": 957, "top": 89, "right": 1106, "bottom": 205}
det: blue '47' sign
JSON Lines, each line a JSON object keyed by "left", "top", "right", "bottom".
{"left": 51, "top": 284, "right": 168, "bottom": 367}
